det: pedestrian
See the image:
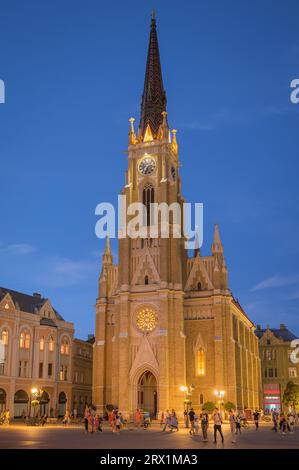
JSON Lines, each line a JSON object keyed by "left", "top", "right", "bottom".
{"left": 213, "top": 408, "right": 224, "bottom": 444}
{"left": 229, "top": 410, "right": 236, "bottom": 443}
{"left": 160, "top": 411, "right": 165, "bottom": 427}
{"left": 115, "top": 412, "right": 121, "bottom": 434}
{"left": 188, "top": 408, "right": 195, "bottom": 435}
{"left": 253, "top": 409, "right": 260, "bottom": 430}
{"left": 200, "top": 409, "right": 209, "bottom": 442}
{"left": 288, "top": 413, "right": 295, "bottom": 433}
{"left": 194, "top": 414, "right": 199, "bottom": 435}
{"left": 73, "top": 408, "right": 77, "bottom": 421}
{"left": 84, "top": 406, "right": 89, "bottom": 433}
{"left": 162, "top": 410, "right": 171, "bottom": 432}
{"left": 170, "top": 410, "right": 179, "bottom": 432}
{"left": 236, "top": 414, "right": 242, "bottom": 434}
{"left": 134, "top": 408, "right": 142, "bottom": 429}
{"left": 271, "top": 408, "right": 278, "bottom": 433}
{"left": 183, "top": 410, "right": 188, "bottom": 428}
{"left": 279, "top": 413, "right": 288, "bottom": 435}
{"left": 87, "top": 411, "right": 94, "bottom": 433}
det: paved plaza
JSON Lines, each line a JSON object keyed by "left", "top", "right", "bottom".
{"left": 0, "top": 422, "right": 298, "bottom": 449}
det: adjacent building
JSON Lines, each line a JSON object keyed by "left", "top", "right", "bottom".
{"left": 0, "top": 286, "right": 93, "bottom": 418}
{"left": 256, "top": 324, "right": 299, "bottom": 412}
{"left": 72, "top": 336, "right": 94, "bottom": 416}
{"left": 92, "top": 16, "right": 261, "bottom": 419}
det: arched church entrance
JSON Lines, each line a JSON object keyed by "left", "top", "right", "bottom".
{"left": 137, "top": 371, "right": 157, "bottom": 418}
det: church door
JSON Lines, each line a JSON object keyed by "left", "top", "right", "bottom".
{"left": 137, "top": 371, "right": 157, "bottom": 418}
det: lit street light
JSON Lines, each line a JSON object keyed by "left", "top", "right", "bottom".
{"left": 180, "top": 384, "right": 195, "bottom": 428}
{"left": 214, "top": 389, "right": 225, "bottom": 415}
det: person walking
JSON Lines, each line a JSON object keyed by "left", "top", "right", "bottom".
{"left": 279, "top": 412, "right": 288, "bottom": 435}
{"left": 200, "top": 409, "right": 209, "bottom": 442}
{"left": 160, "top": 411, "right": 165, "bottom": 427}
{"left": 213, "top": 408, "right": 224, "bottom": 444}
{"left": 170, "top": 410, "right": 179, "bottom": 432}
{"left": 229, "top": 410, "right": 236, "bottom": 443}
{"left": 271, "top": 409, "right": 278, "bottom": 433}
{"left": 235, "top": 413, "right": 242, "bottom": 434}
{"left": 253, "top": 410, "right": 260, "bottom": 430}
{"left": 162, "top": 410, "right": 171, "bottom": 432}
{"left": 84, "top": 406, "right": 89, "bottom": 433}
{"left": 134, "top": 408, "right": 142, "bottom": 429}
{"left": 188, "top": 408, "right": 196, "bottom": 435}
{"left": 288, "top": 413, "right": 295, "bottom": 434}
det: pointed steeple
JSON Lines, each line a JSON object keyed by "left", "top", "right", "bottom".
{"left": 139, "top": 12, "right": 167, "bottom": 139}
{"left": 102, "top": 236, "right": 113, "bottom": 265}
{"left": 212, "top": 224, "right": 223, "bottom": 254}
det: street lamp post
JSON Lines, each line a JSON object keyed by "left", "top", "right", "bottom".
{"left": 180, "top": 384, "right": 195, "bottom": 428}
{"left": 30, "top": 387, "right": 42, "bottom": 425}
{"left": 214, "top": 389, "right": 225, "bottom": 416}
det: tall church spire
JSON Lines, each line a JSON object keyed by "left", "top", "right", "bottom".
{"left": 212, "top": 224, "right": 223, "bottom": 254}
{"left": 139, "top": 12, "right": 167, "bottom": 139}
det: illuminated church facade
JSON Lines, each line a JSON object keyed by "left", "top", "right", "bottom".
{"left": 93, "top": 16, "right": 261, "bottom": 418}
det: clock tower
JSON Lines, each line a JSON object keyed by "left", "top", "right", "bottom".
{"left": 93, "top": 14, "right": 262, "bottom": 419}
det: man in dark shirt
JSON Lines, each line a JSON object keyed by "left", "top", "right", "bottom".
{"left": 188, "top": 408, "right": 195, "bottom": 435}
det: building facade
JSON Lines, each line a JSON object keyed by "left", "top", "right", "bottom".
{"left": 256, "top": 324, "right": 299, "bottom": 412}
{"left": 93, "top": 16, "right": 261, "bottom": 419}
{"left": 0, "top": 287, "right": 74, "bottom": 417}
{"left": 72, "top": 336, "right": 94, "bottom": 417}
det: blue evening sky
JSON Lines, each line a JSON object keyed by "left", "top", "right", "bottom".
{"left": 0, "top": 0, "right": 298, "bottom": 339}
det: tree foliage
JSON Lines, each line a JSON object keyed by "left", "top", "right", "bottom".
{"left": 202, "top": 401, "right": 215, "bottom": 413}
{"left": 282, "top": 381, "right": 299, "bottom": 407}
{"left": 224, "top": 401, "right": 236, "bottom": 412}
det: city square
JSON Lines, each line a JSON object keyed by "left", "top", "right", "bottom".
{"left": 1, "top": 0, "right": 299, "bottom": 458}
{"left": 0, "top": 422, "right": 299, "bottom": 449}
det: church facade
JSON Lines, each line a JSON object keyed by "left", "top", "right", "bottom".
{"left": 93, "top": 16, "right": 261, "bottom": 418}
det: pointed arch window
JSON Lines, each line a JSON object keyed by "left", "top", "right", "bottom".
{"left": 143, "top": 183, "right": 154, "bottom": 226}
{"left": 39, "top": 337, "right": 45, "bottom": 351}
{"left": 145, "top": 275, "right": 149, "bottom": 285}
{"left": 1, "top": 329, "right": 8, "bottom": 345}
{"left": 197, "top": 348, "right": 205, "bottom": 376}
{"left": 60, "top": 337, "right": 70, "bottom": 355}
{"left": 49, "top": 336, "right": 54, "bottom": 352}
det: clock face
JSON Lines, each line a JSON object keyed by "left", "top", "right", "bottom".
{"left": 136, "top": 307, "right": 158, "bottom": 333}
{"left": 171, "top": 165, "right": 176, "bottom": 181}
{"left": 138, "top": 157, "right": 156, "bottom": 175}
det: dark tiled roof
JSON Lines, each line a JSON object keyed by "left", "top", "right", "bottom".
{"left": 40, "top": 317, "right": 57, "bottom": 328}
{"left": 255, "top": 327, "right": 297, "bottom": 342}
{"left": 0, "top": 286, "right": 64, "bottom": 320}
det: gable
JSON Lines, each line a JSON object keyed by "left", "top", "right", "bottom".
{"left": 0, "top": 293, "right": 16, "bottom": 313}
{"left": 185, "top": 257, "right": 214, "bottom": 291}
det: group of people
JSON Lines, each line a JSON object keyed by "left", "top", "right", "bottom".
{"left": 185, "top": 407, "right": 225, "bottom": 443}
{"left": 160, "top": 410, "right": 179, "bottom": 432}
{"left": 83, "top": 406, "right": 103, "bottom": 433}
{"left": 271, "top": 408, "right": 297, "bottom": 435}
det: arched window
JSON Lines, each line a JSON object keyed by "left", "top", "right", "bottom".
{"left": 1, "top": 329, "right": 8, "bottom": 345}
{"left": 39, "top": 337, "right": 45, "bottom": 351}
{"left": 145, "top": 275, "right": 149, "bottom": 285}
{"left": 19, "top": 331, "right": 30, "bottom": 349}
{"left": 19, "top": 332, "right": 25, "bottom": 349}
{"left": 60, "top": 337, "right": 70, "bottom": 355}
{"left": 197, "top": 282, "right": 202, "bottom": 291}
{"left": 49, "top": 336, "right": 54, "bottom": 352}
{"left": 143, "top": 183, "right": 154, "bottom": 226}
{"left": 25, "top": 332, "right": 30, "bottom": 349}
{"left": 200, "top": 393, "right": 204, "bottom": 405}
{"left": 197, "top": 348, "right": 205, "bottom": 376}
